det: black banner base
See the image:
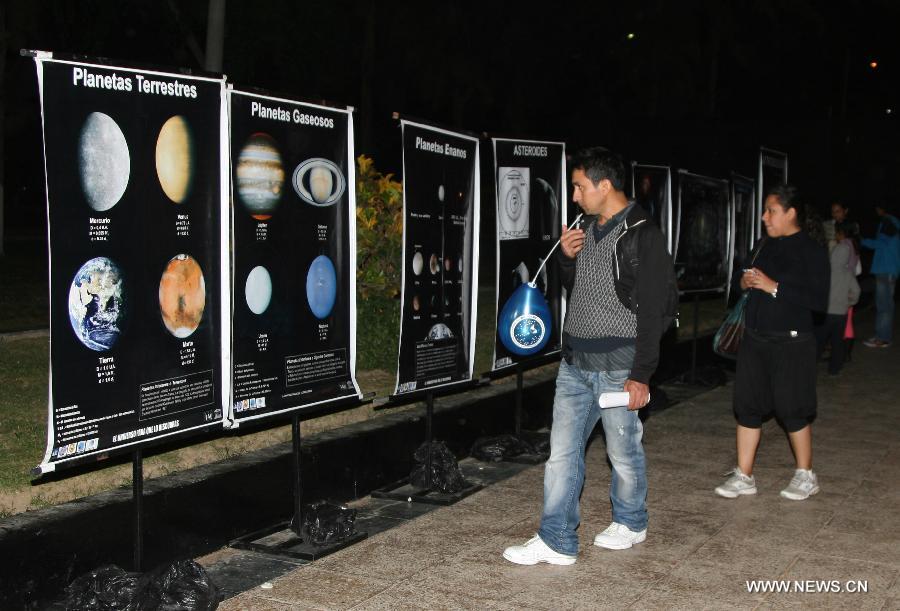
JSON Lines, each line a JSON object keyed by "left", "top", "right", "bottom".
{"left": 370, "top": 478, "right": 483, "bottom": 506}
{"left": 505, "top": 452, "right": 548, "bottom": 465}
{"left": 230, "top": 522, "right": 368, "bottom": 561}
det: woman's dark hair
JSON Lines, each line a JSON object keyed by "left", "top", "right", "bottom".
{"left": 571, "top": 147, "right": 626, "bottom": 191}
{"left": 766, "top": 183, "right": 805, "bottom": 227}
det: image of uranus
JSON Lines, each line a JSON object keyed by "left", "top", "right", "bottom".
{"left": 245, "top": 265, "right": 273, "bottom": 315}
{"left": 68, "top": 256, "right": 126, "bottom": 351}
{"left": 306, "top": 255, "right": 337, "bottom": 319}
{"left": 78, "top": 112, "right": 130, "bottom": 211}
{"left": 155, "top": 115, "right": 195, "bottom": 203}
{"left": 237, "top": 133, "right": 285, "bottom": 220}
{"left": 158, "top": 254, "right": 206, "bottom": 338}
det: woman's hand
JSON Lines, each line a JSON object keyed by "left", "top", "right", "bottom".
{"left": 745, "top": 267, "right": 778, "bottom": 295}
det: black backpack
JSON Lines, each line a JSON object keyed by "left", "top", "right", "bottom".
{"left": 619, "top": 222, "right": 680, "bottom": 331}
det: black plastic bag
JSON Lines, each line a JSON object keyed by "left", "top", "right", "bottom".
{"left": 409, "top": 440, "right": 467, "bottom": 493}
{"left": 470, "top": 434, "right": 536, "bottom": 462}
{"left": 63, "top": 565, "right": 148, "bottom": 611}
{"left": 303, "top": 500, "right": 358, "bottom": 547}
{"left": 148, "top": 560, "right": 219, "bottom": 610}
{"left": 62, "top": 560, "right": 218, "bottom": 610}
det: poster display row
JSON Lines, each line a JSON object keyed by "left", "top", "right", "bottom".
{"left": 32, "top": 54, "right": 362, "bottom": 473}
{"left": 674, "top": 171, "right": 732, "bottom": 294}
{"left": 227, "top": 89, "right": 361, "bottom": 425}
{"left": 34, "top": 54, "right": 229, "bottom": 473}
{"left": 491, "top": 138, "right": 566, "bottom": 372}
{"left": 630, "top": 163, "right": 673, "bottom": 254}
{"left": 728, "top": 174, "right": 756, "bottom": 303}
{"left": 394, "top": 120, "right": 480, "bottom": 395}
{"left": 757, "top": 147, "right": 789, "bottom": 244}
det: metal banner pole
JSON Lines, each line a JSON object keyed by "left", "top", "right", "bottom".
{"left": 132, "top": 448, "right": 144, "bottom": 572}
{"left": 514, "top": 365, "right": 524, "bottom": 437}
{"left": 289, "top": 413, "right": 303, "bottom": 538}
{"left": 425, "top": 391, "right": 434, "bottom": 490}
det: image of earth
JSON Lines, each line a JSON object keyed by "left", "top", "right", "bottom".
{"left": 67, "top": 257, "right": 125, "bottom": 351}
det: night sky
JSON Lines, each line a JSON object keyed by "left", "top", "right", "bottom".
{"left": 4, "top": 0, "right": 899, "bottom": 235}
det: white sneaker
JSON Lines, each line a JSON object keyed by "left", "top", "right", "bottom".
{"left": 592, "top": 522, "right": 647, "bottom": 550}
{"left": 780, "top": 468, "right": 820, "bottom": 500}
{"left": 502, "top": 535, "right": 576, "bottom": 566}
{"left": 715, "top": 467, "right": 757, "bottom": 498}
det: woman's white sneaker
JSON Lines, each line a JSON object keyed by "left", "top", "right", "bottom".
{"left": 593, "top": 522, "right": 647, "bottom": 550}
{"left": 715, "top": 467, "right": 757, "bottom": 498}
{"left": 780, "top": 468, "right": 820, "bottom": 500}
{"left": 503, "top": 535, "right": 576, "bottom": 565}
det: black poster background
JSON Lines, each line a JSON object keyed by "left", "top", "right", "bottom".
{"left": 228, "top": 91, "right": 359, "bottom": 423}
{"left": 394, "top": 121, "right": 479, "bottom": 395}
{"left": 631, "top": 164, "right": 673, "bottom": 252}
{"left": 491, "top": 138, "right": 565, "bottom": 372}
{"left": 36, "top": 58, "right": 225, "bottom": 472}
{"left": 758, "top": 148, "right": 788, "bottom": 238}
{"left": 674, "top": 173, "right": 732, "bottom": 293}
{"left": 728, "top": 175, "right": 756, "bottom": 303}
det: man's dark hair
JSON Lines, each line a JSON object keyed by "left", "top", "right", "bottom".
{"left": 571, "top": 147, "right": 626, "bottom": 191}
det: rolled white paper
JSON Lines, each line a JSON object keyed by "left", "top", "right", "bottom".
{"left": 598, "top": 392, "right": 650, "bottom": 408}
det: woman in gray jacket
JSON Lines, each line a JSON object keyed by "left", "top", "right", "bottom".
{"left": 816, "top": 222, "right": 860, "bottom": 375}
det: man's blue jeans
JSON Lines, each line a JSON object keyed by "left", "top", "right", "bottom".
{"left": 537, "top": 360, "right": 648, "bottom": 556}
{"left": 874, "top": 274, "right": 897, "bottom": 342}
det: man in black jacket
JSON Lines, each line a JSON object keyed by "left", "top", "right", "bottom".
{"left": 504, "top": 148, "right": 674, "bottom": 566}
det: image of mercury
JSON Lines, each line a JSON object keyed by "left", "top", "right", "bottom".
{"left": 498, "top": 167, "right": 530, "bottom": 240}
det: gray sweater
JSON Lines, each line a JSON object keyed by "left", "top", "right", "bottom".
{"left": 827, "top": 241, "right": 860, "bottom": 315}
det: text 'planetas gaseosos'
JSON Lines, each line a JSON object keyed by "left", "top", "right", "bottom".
{"left": 250, "top": 101, "right": 335, "bottom": 128}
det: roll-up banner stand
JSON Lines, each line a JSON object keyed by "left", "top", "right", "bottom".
{"left": 393, "top": 120, "right": 480, "bottom": 396}
{"left": 728, "top": 173, "right": 756, "bottom": 304}
{"left": 674, "top": 171, "right": 733, "bottom": 294}
{"left": 757, "top": 147, "right": 788, "bottom": 243}
{"left": 226, "top": 89, "right": 361, "bottom": 426}
{"left": 491, "top": 138, "right": 566, "bottom": 373}
{"left": 630, "top": 163, "right": 674, "bottom": 254}
{"left": 31, "top": 52, "right": 229, "bottom": 475}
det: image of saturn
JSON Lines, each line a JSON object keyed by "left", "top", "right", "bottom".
{"left": 236, "top": 132, "right": 285, "bottom": 220}
{"left": 158, "top": 254, "right": 206, "bottom": 338}
{"left": 292, "top": 158, "right": 346, "bottom": 206}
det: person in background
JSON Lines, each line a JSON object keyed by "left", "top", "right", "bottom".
{"left": 816, "top": 222, "right": 860, "bottom": 375}
{"left": 861, "top": 205, "right": 900, "bottom": 348}
{"left": 715, "top": 184, "right": 829, "bottom": 501}
{"left": 823, "top": 201, "right": 860, "bottom": 254}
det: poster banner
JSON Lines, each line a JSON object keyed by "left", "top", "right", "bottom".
{"left": 227, "top": 89, "right": 360, "bottom": 424}
{"left": 630, "top": 163, "right": 674, "bottom": 253}
{"left": 491, "top": 138, "right": 566, "bottom": 372}
{"left": 33, "top": 54, "right": 228, "bottom": 473}
{"left": 674, "top": 171, "right": 732, "bottom": 293}
{"left": 757, "top": 147, "right": 788, "bottom": 238}
{"left": 728, "top": 173, "right": 756, "bottom": 303}
{"left": 394, "top": 120, "right": 480, "bottom": 395}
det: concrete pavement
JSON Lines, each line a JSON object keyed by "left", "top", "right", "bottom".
{"left": 205, "top": 313, "right": 900, "bottom": 610}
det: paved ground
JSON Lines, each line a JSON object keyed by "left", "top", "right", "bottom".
{"left": 204, "top": 312, "right": 900, "bottom": 610}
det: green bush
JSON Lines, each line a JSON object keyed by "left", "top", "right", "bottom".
{"left": 355, "top": 155, "right": 402, "bottom": 299}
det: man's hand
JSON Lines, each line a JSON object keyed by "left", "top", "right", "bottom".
{"left": 623, "top": 379, "right": 649, "bottom": 411}
{"left": 560, "top": 223, "right": 585, "bottom": 259}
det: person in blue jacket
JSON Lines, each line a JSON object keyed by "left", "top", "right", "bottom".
{"left": 861, "top": 205, "right": 900, "bottom": 348}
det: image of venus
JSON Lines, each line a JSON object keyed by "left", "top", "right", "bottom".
{"left": 159, "top": 254, "right": 206, "bottom": 338}
{"left": 78, "top": 111, "right": 130, "bottom": 211}
{"left": 237, "top": 133, "right": 285, "bottom": 220}
{"left": 155, "top": 115, "right": 195, "bottom": 203}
